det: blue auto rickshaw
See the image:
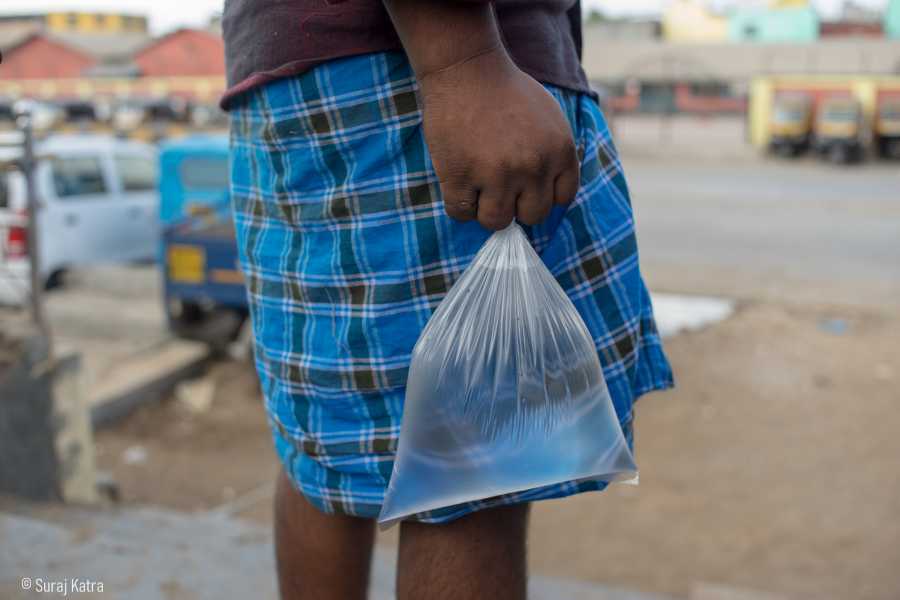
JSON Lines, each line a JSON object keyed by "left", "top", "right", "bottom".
{"left": 159, "top": 135, "right": 248, "bottom": 347}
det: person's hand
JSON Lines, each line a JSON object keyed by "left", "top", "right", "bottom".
{"left": 418, "top": 46, "right": 580, "bottom": 231}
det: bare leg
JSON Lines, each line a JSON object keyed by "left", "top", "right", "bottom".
{"left": 274, "top": 469, "right": 375, "bottom": 600}
{"left": 396, "top": 503, "right": 530, "bottom": 600}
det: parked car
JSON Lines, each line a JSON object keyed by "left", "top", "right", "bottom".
{"left": 0, "top": 134, "right": 159, "bottom": 305}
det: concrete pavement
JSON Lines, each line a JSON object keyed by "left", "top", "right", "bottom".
{"left": 1, "top": 502, "right": 677, "bottom": 600}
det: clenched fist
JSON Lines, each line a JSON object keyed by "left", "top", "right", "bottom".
{"left": 418, "top": 46, "right": 580, "bottom": 231}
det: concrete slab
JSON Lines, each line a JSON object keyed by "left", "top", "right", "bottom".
{"left": 88, "top": 339, "right": 208, "bottom": 427}
{"left": 0, "top": 265, "right": 210, "bottom": 427}
{"left": 0, "top": 504, "right": 679, "bottom": 600}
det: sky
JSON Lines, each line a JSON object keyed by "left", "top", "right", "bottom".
{"left": 0, "top": 0, "right": 890, "bottom": 34}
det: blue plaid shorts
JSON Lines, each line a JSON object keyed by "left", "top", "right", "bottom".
{"left": 229, "top": 51, "right": 673, "bottom": 522}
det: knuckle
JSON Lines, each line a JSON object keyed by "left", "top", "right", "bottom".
{"left": 444, "top": 197, "right": 476, "bottom": 220}
{"left": 496, "top": 156, "right": 516, "bottom": 176}
{"left": 520, "top": 151, "right": 546, "bottom": 175}
{"left": 444, "top": 204, "right": 471, "bottom": 221}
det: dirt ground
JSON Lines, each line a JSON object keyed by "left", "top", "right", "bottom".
{"left": 94, "top": 300, "right": 900, "bottom": 600}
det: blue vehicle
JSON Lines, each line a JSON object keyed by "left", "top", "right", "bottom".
{"left": 159, "top": 136, "right": 247, "bottom": 348}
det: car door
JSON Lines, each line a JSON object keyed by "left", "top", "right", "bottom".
{"left": 41, "top": 152, "right": 116, "bottom": 269}
{"left": 111, "top": 150, "right": 160, "bottom": 262}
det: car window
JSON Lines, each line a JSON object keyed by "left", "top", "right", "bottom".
{"left": 115, "top": 154, "right": 158, "bottom": 192}
{"left": 51, "top": 156, "right": 108, "bottom": 198}
{"left": 179, "top": 157, "right": 228, "bottom": 191}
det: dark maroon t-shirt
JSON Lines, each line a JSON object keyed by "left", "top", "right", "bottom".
{"left": 221, "top": 0, "right": 590, "bottom": 110}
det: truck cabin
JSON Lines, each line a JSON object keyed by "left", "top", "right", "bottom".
{"left": 769, "top": 95, "right": 813, "bottom": 156}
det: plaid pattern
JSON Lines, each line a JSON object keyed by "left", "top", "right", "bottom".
{"left": 229, "top": 51, "right": 673, "bottom": 522}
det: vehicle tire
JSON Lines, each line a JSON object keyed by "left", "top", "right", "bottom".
{"left": 772, "top": 143, "right": 792, "bottom": 159}
{"left": 44, "top": 269, "right": 66, "bottom": 290}
{"left": 828, "top": 144, "right": 848, "bottom": 165}
{"left": 888, "top": 139, "right": 900, "bottom": 160}
{"left": 167, "top": 301, "right": 246, "bottom": 352}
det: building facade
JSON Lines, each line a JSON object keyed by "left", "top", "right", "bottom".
{"left": 0, "top": 13, "right": 224, "bottom": 104}
{"left": 888, "top": 0, "right": 900, "bottom": 39}
{"left": 662, "top": 0, "right": 729, "bottom": 43}
{"left": 133, "top": 29, "right": 225, "bottom": 78}
{"left": 0, "top": 33, "right": 96, "bottom": 79}
{"left": 729, "top": 6, "right": 820, "bottom": 42}
{"left": 0, "top": 12, "right": 147, "bottom": 35}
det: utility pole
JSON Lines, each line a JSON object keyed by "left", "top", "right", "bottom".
{"left": 15, "top": 104, "right": 52, "bottom": 358}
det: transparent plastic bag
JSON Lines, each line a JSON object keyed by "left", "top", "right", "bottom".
{"left": 378, "top": 222, "right": 636, "bottom": 525}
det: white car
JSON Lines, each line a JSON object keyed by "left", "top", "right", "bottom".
{"left": 0, "top": 134, "right": 159, "bottom": 305}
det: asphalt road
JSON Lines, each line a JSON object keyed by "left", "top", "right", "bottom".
{"left": 624, "top": 158, "right": 900, "bottom": 309}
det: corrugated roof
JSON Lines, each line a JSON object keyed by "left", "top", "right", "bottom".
{"left": 0, "top": 25, "right": 149, "bottom": 64}
{"left": 48, "top": 31, "right": 149, "bottom": 61}
{"left": 0, "top": 22, "right": 40, "bottom": 53}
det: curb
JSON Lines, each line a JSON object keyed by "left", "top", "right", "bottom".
{"left": 89, "top": 340, "right": 210, "bottom": 428}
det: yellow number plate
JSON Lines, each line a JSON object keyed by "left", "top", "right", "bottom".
{"left": 168, "top": 245, "right": 206, "bottom": 284}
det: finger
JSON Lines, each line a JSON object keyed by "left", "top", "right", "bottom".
{"left": 441, "top": 183, "right": 478, "bottom": 222}
{"left": 553, "top": 155, "right": 580, "bottom": 206}
{"left": 477, "top": 187, "right": 515, "bottom": 232}
{"left": 516, "top": 176, "right": 554, "bottom": 226}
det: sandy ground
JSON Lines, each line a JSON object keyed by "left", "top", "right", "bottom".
{"left": 93, "top": 299, "right": 900, "bottom": 600}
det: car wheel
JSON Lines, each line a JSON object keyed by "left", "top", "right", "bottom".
{"left": 45, "top": 269, "right": 67, "bottom": 290}
{"left": 828, "top": 145, "right": 848, "bottom": 164}
{"left": 888, "top": 139, "right": 900, "bottom": 160}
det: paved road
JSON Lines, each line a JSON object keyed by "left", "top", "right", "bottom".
{"left": 624, "top": 158, "right": 900, "bottom": 308}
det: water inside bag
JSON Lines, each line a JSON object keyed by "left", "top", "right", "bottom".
{"left": 378, "top": 223, "right": 636, "bottom": 525}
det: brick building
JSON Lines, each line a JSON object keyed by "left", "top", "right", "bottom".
{"left": 0, "top": 32, "right": 95, "bottom": 79}
{"left": 0, "top": 13, "right": 225, "bottom": 104}
{"left": 133, "top": 29, "right": 224, "bottom": 78}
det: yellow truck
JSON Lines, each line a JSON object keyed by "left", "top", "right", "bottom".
{"left": 814, "top": 97, "right": 864, "bottom": 164}
{"left": 768, "top": 95, "right": 813, "bottom": 157}
{"left": 875, "top": 98, "right": 900, "bottom": 159}
{"left": 750, "top": 76, "right": 900, "bottom": 164}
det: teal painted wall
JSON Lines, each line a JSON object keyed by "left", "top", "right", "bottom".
{"left": 887, "top": 0, "right": 900, "bottom": 39}
{"left": 729, "top": 7, "right": 820, "bottom": 42}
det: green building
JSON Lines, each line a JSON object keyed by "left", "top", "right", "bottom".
{"left": 887, "top": 0, "right": 900, "bottom": 39}
{"left": 729, "top": 6, "right": 819, "bottom": 42}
